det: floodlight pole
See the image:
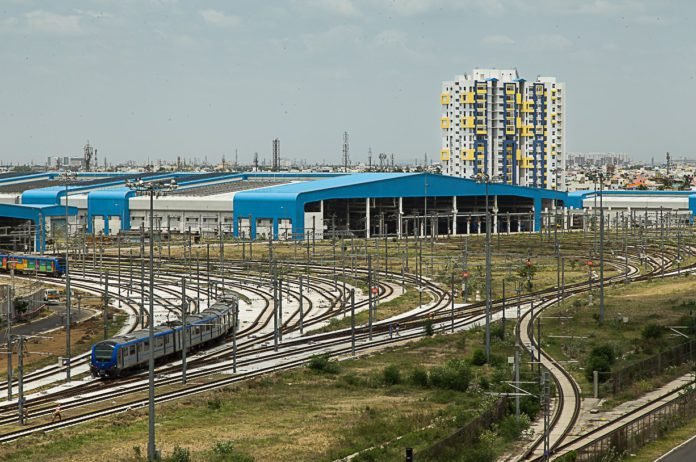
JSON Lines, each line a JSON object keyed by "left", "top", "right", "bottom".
{"left": 148, "top": 189, "right": 156, "bottom": 460}
{"left": 599, "top": 172, "right": 605, "bottom": 324}
{"left": 60, "top": 172, "right": 75, "bottom": 382}
{"left": 126, "top": 178, "right": 177, "bottom": 462}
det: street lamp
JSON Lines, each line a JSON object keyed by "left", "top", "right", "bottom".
{"left": 126, "top": 177, "right": 177, "bottom": 462}
{"left": 470, "top": 172, "right": 500, "bottom": 363}
{"left": 58, "top": 171, "right": 77, "bottom": 381}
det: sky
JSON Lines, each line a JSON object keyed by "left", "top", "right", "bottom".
{"left": 0, "top": 0, "right": 693, "bottom": 166}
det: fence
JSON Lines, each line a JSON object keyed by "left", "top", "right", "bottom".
{"left": 569, "top": 384, "right": 696, "bottom": 461}
{"left": 0, "top": 286, "right": 46, "bottom": 322}
{"left": 416, "top": 397, "right": 507, "bottom": 460}
{"left": 611, "top": 340, "right": 695, "bottom": 395}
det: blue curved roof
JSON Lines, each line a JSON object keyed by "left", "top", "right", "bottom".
{"left": 233, "top": 172, "right": 565, "bottom": 239}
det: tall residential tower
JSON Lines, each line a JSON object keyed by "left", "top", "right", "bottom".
{"left": 440, "top": 69, "right": 565, "bottom": 190}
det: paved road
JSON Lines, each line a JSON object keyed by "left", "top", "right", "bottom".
{"left": 659, "top": 435, "right": 696, "bottom": 462}
{"left": 0, "top": 304, "right": 94, "bottom": 343}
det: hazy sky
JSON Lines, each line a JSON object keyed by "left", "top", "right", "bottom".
{"left": 0, "top": 0, "right": 693, "bottom": 165}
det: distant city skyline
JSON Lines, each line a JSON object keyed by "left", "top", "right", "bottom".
{"left": 0, "top": 1, "right": 693, "bottom": 165}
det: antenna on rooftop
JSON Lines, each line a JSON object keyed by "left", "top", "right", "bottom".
{"left": 666, "top": 151, "right": 671, "bottom": 176}
{"left": 272, "top": 138, "right": 280, "bottom": 172}
{"left": 342, "top": 131, "right": 350, "bottom": 172}
{"left": 83, "top": 142, "right": 94, "bottom": 172}
{"left": 368, "top": 148, "right": 372, "bottom": 171}
{"left": 253, "top": 152, "right": 259, "bottom": 172}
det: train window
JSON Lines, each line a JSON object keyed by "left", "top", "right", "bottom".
{"left": 164, "top": 336, "right": 169, "bottom": 344}
{"left": 129, "top": 345, "right": 135, "bottom": 355}
{"left": 156, "top": 338, "right": 163, "bottom": 347}
{"left": 143, "top": 340, "right": 149, "bottom": 350}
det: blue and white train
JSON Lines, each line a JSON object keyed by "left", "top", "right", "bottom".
{"left": 90, "top": 296, "right": 238, "bottom": 378}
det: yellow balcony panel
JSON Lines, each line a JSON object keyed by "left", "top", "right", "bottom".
{"left": 440, "top": 92, "right": 451, "bottom": 105}
{"left": 440, "top": 149, "right": 451, "bottom": 161}
{"left": 516, "top": 93, "right": 522, "bottom": 104}
{"left": 460, "top": 92, "right": 474, "bottom": 104}
{"left": 476, "top": 145, "right": 485, "bottom": 152}
{"left": 460, "top": 149, "right": 475, "bottom": 160}
{"left": 505, "top": 126, "right": 515, "bottom": 135}
{"left": 440, "top": 117, "right": 450, "bottom": 129}
{"left": 476, "top": 84, "right": 488, "bottom": 94}
{"left": 516, "top": 117, "right": 522, "bottom": 126}
{"left": 460, "top": 116, "right": 475, "bottom": 128}
{"left": 476, "top": 128, "right": 488, "bottom": 135}
{"left": 505, "top": 86, "right": 516, "bottom": 95}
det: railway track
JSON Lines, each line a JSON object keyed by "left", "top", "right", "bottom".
{"left": 0, "top": 240, "right": 688, "bottom": 455}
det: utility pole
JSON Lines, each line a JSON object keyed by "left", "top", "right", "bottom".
{"left": 299, "top": 276, "right": 304, "bottom": 335}
{"left": 599, "top": 172, "right": 605, "bottom": 324}
{"left": 17, "top": 335, "right": 25, "bottom": 425}
{"left": 181, "top": 278, "right": 187, "bottom": 384}
{"left": 368, "top": 255, "right": 373, "bottom": 340}
{"left": 103, "top": 272, "right": 109, "bottom": 340}
{"left": 450, "top": 271, "right": 455, "bottom": 333}
{"left": 6, "top": 284, "right": 13, "bottom": 400}
{"left": 350, "top": 289, "right": 356, "bottom": 356}
{"left": 232, "top": 300, "right": 238, "bottom": 373}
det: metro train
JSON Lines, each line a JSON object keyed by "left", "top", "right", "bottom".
{"left": 90, "top": 296, "right": 238, "bottom": 378}
{"left": 0, "top": 254, "right": 66, "bottom": 277}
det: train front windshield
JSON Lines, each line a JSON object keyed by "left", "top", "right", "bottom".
{"left": 94, "top": 343, "right": 114, "bottom": 361}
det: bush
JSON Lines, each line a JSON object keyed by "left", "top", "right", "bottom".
{"left": 410, "top": 367, "right": 429, "bottom": 387}
{"left": 429, "top": 359, "right": 471, "bottom": 391}
{"left": 207, "top": 397, "right": 222, "bottom": 411}
{"left": 584, "top": 344, "right": 616, "bottom": 383}
{"left": 478, "top": 376, "right": 490, "bottom": 390}
{"left": 307, "top": 354, "right": 341, "bottom": 374}
{"left": 211, "top": 440, "right": 255, "bottom": 462}
{"left": 382, "top": 364, "right": 402, "bottom": 386}
{"left": 471, "top": 349, "right": 487, "bottom": 366}
{"left": 498, "top": 414, "right": 530, "bottom": 442}
{"left": 491, "top": 324, "right": 505, "bottom": 340}
{"left": 642, "top": 323, "right": 664, "bottom": 341}
{"left": 165, "top": 446, "right": 191, "bottom": 462}
{"left": 424, "top": 319, "right": 434, "bottom": 336}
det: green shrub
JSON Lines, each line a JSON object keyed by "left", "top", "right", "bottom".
{"left": 165, "top": 446, "right": 191, "bottom": 462}
{"left": 424, "top": 319, "right": 434, "bottom": 336}
{"left": 383, "top": 364, "right": 402, "bottom": 386}
{"left": 471, "top": 349, "right": 487, "bottom": 366}
{"left": 478, "top": 376, "right": 490, "bottom": 390}
{"left": 642, "top": 323, "right": 664, "bottom": 341}
{"left": 307, "top": 354, "right": 341, "bottom": 374}
{"left": 584, "top": 344, "right": 615, "bottom": 383}
{"left": 498, "top": 414, "right": 530, "bottom": 442}
{"left": 207, "top": 397, "right": 222, "bottom": 411}
{"left": 410, "top": 367, "right": 429, "bottom": 387}
{"left": 211, "top": 440, "right": 255, "bottom": 462}
{"left": 339, "top": 372, "right": 366, "bottom": 388}
{"left": 429, "top": 359, "right": 471, "bottom": 391}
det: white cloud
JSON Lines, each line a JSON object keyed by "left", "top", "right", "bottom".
{"left": 303, "top": 25, "right": 363, "bottom": 52}
{"left": 374, "top": 29, "right": 408, "bottom": 48}
{"left": 481, "top": 34, "right": 515, "bottom": 48}
{"left": 299, "top": 0, "right": 360, "bottom": 16}
{"left": 200, "top": 9, "right": 240, "bottom": 28}
{"left": 24, "top": 10, "right": 83, "bottom": 35}
{"left": 527, "top": 34, "right": 572, "bottom": 51}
